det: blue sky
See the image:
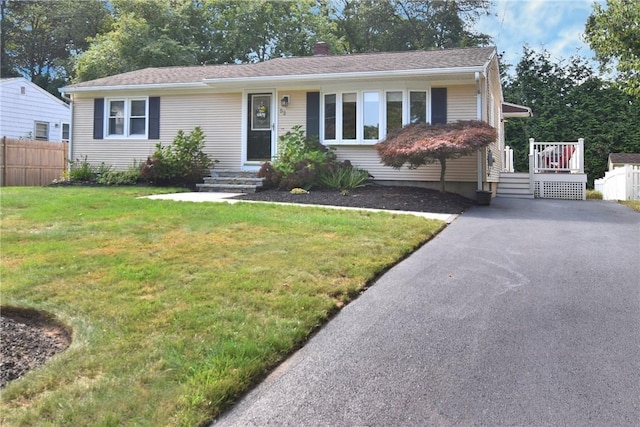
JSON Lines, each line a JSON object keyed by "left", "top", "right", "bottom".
{"left": 474, "top": 0, "right": 605, "bottom": 72}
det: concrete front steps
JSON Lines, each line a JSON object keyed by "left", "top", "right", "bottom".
{"left": 196, "top": 170, "right": 264, "bottom": 193}
{"left": 497, "top": 172, "right": 534, "bottom": 199}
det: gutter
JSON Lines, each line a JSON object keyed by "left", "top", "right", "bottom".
{"left": 59, "top": 91, "right": 73, "bottom": 170}
{"left": 60, "top": 81, "right": 209, "bottom": 94}
{"left": 203, "top": 66, "right": 484, "bottom": 86}
{"left": 476, "top": 71, "right": 483, "bottom": 191}
{"left": 60, "top": 66, "right": 485, "bottom": 93}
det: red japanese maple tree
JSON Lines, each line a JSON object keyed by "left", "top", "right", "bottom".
{"left": 375, "top": 120, "right": 497, "bottom": 193}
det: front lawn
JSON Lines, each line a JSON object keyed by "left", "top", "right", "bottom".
{"left": 1, "top": 187, "right": 445, "bottom": 426}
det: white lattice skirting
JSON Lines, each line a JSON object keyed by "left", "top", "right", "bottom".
{"left": 534, "top": 174, "right": 587, "bottom": 200}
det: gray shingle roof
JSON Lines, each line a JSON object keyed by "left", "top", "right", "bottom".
{"left": 65, "top": 47, "right": 496, "bottom": 90}
{"left": 609, "top": 153, "right": 640, "bottom": 165}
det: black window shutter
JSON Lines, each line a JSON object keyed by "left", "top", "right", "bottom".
{"left": 148, "top": 97, "right": 160, "bottom": 140}
{"left": 93, "top": 98, "right": 104, "bottom": 140}
{"left": 431, "top": 88, "right": 447, "bottom": 124}
{"left": 306, "top": 92, "right": 320, "bottom": 140}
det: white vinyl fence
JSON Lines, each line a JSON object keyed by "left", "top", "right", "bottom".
{"left": 594, "top": 165, "right": 640, "bottom": 200}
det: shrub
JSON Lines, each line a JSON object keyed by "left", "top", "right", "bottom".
{"left": 140, "top": 127, "right": 212, "bottom": 187}
{"left": 257, "top": 162, "right": 283, "bottom": 189}
{"left": 96, "top": 163, "right": 142, "bottom": 186}
{"left": 69, "top": 156, "right": 98, "bottom": 182}
{"left": 259, "top": 125, "right": 339, "bottom": 190}
{"left": 586, "top": 189, "right": 603, "bottom": 200}
{"left": 319, "top": 162, "right": 370, "bottom": 191}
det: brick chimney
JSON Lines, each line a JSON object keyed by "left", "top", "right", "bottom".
{"left": 313, "top": 42, "right": 330, "bottom": 56}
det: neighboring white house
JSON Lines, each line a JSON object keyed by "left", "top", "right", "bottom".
{"left": 0, "top": 77, "right": 71, "bottom": 142}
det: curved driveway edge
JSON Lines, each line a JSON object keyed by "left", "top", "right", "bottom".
{"left": 214, "top": 198, "right": 640, "bottom": 426}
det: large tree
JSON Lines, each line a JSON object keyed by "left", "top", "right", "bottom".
{"left": 503, "top": 47, "right": 640, "bottom": 187}
{"left": 75, "top": 0, "right": 338, "bottom": 81}
{"left": 1, "top": 0, "right": 110, "bottom": 95}
{"left": 376, "top": 121, "right": 496, "bottom": 192}
{"left": 334, "top": 0, "right": 491, "bottom": 53}
{"left": 585, "top": 0, "right": 640, "bottom": 97}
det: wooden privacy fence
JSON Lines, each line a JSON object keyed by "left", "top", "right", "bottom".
{"left": 1, "top": 137, "right": 68, "bottom": 186}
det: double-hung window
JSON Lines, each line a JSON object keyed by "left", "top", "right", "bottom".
{"left": 34, "top": 121, "right": 49, "bottom": 141}
{"left": 106, "top": 98, "right": 148, "bottom": 138}
{"left": 323, "top": 89, "right": 434, "bottom": 144}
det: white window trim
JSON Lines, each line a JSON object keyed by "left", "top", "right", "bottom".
{"left": 321, "top": 88, "right": 431, "bottom": 145}
{"left": 62, "top": 122, "right": 70, "bottom": 142}
{"left": 34, "top": 121, "right": 49, "bottom": 141}
{"left": 104, "top": 97, "right": 149, "bottom": 139}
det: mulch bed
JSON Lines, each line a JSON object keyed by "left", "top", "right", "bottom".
{"left": 234, "top": 184, "right": 476, "bottom": 214}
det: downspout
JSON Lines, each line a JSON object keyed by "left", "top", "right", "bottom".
{"left": 475, "top": 71, "right": 483, "bottom": 191}
{"left": 60, "top": 92, "right": 72, "bottom": 171}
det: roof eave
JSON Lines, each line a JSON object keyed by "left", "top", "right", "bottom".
{"left": 59, "top": 81, "right": 209, "bottom": 94}
{"left": 202, "top": 66, "right": 485, "bottom": 86}
{"left": 502, "top": 102, "right": 533, "bottom": 118}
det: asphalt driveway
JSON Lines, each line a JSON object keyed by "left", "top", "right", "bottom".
{"left": 214, "top": 198, "right": 640, "bottom": 426}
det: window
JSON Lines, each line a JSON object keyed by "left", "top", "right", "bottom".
{"left": 324, "top": 94, "right": 336, "bottom": 140}
{"left": 386, "top": 92, "right": 403, "bottom": 133}
{"left": 106, "top": 98, "right": 148, "bottom": 137}
{"left": 363, "top": 92, "right": 380, "bottom": 140}
{"left": 321, "top": 88, "right": 443, "bottom": 144}
{"left": 34, "top": 121, "right": 48, "bottom": 141}
{"left": 409, "top": 91, "right": 427, "bottom": 124}
{"left": 342, "top": 93, "right": 357, "bottom": 140}
{"left": 62, "top": 123, "right": 70, "bottom": 141}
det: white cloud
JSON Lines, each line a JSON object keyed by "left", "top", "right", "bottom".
{"left": 475, "top": 0, "right": 604, "bottom": 71}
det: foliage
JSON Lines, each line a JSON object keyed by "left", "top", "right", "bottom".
{"left": 141, "top": 127, "right": 212, "bottom": 187}
{"left": 75, "top": 1, "right": 199, "bottom": 82}
{"left": 319, "top": 163, "right": 370, "bottom": 191}
{"left": 620, "top": 200, "right": 640, "bottom": 212}
{"left": 586, "top": 189, "right": 603, "bottom": 200}
{"left": 334, "top": 0, "right": 491, "bottom": 53}
{"left": 68, "top": 156, "right": 113, "bottom": 182}
{"left": 0, "top": 187, "right": 444, "bottom": 426}
{"left": 502, "top": 47, "right": 640, "bottom": 187}
{"left": 376, "top": 121, "right": 497, "bottom": 192}
{"left": 96, "top": 164, "right": 142, "bottom": 186}
{"left": 1, "top": 0, "right": 110, "bottom": 96}
{"left": 585, "top": 0, "right": 640, "bottom": 97}
{"left": 258, "top": 125, "right": 338, "bottom": 190}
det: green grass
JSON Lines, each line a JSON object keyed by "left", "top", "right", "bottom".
{"left": 0, "top": 187, "right": 445, "bottom": 426}
{"left": 620, "top": 200, "right": 640, "bottom": 212}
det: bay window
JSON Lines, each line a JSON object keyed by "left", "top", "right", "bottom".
{"left": 322, "top": 88, "right": 436, "bottom": 144}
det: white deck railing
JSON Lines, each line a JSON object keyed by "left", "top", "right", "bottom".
{"left": 502, "top": 145, "right": 514, "bottom": 172}
{"left": 530, "top": 138, "right": 584, "bottom": 174}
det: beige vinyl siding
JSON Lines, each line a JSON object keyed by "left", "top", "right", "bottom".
{"left": 160, "top": 93, "right": 242, "bottom": 169}
{"left": 71, "top": 93, "right": 243, "bottom": 170}
{"left": 447, "top": 85, "right": 477, "bottom": 122}
{"left": 277, "top": 90, "right": 307, "bottom": 136}
{"left": 333, "top": 146, "right": 478, "bottom": 182}
{"left": 486, "top": 57, "right": 503, "bottom": 182}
